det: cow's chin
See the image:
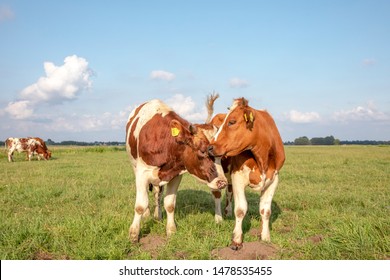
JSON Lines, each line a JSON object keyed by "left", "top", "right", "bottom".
{"left": 225, "top": 147, "right": 246, "bottom": 158}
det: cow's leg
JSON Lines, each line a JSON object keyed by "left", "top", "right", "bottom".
{"left": 259, "top": 173, "right": 279, "bottom": 242}
{"left": 129, "top": 173, "right": 150, "bottom": 243}
{"left": 27, "top": 151, "right": 33, "bottom": 161}
{"left": 224, "top": 183, "right": 233, "bottom": 217}
{"left": 142, "top": 184, "right": 153, "bottom": 219}
{"left": 211, "top": 190, "right": 223, "bottom": 223}
{"left": 153, "top": 185, "right": 164, "bottom": 220}
{"left": 164, "top": 175, "right": 182, "bottom": 237}
{"left": 230, "top": 174, "right": 248, "bottom": 250}
{"left": 8, "top": 150, "right": 14, "bottom": 162}
{"left": 142, "top": 185, "right": 164, "bottom": 220}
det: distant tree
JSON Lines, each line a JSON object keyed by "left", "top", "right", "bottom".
{"left": 310, "top": 137, "right": 324, "bottom": 145}
{"left": 294, "top": 136, "right": 310, "bottom": 145}
{"left": 46, "top": 138, "right": 56, "bottom": 145}
{"left": 311, "top": 135, "right": 337, "bottom": 145}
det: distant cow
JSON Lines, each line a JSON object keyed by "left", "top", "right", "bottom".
{"left": 126, "top": 99, "right": 227, "bottom": 242}
{"left": 29, "top": 137, "right": 51, "bottom": 160}
{"left": 5, "top": 137, "right": 51, "bottom": 162}
{"left": 208, "top": 97, "right": 285, "bottom": 250}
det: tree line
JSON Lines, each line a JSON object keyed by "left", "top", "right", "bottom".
{"left": 45, "top": 139, "right": 125, "bottom": 146}
{"left": 284, "top": 135, "right": 390, "bottom": 146}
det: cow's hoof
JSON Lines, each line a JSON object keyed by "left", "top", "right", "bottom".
{"left": 215, "top": 214, "right": 223, "bottom": 224}
{"left": 230, "top": 242, "right": 243, "bottom": 251}
{"left": 129, "top": 229, "right": 140, "bottom": 243}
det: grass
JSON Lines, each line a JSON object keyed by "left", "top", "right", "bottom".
{"left": 0, "top": 145, "right": 389, "bottom": 259}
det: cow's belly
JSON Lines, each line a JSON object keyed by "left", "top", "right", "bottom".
{"left": 233, "top": 162, "right": 276, "bottom": 192}
{"left": 135, "top": 157, "right": 169, "bottom": 186}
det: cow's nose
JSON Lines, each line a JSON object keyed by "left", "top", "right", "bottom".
{"left": 208, "top": 145, "right": 215, "bottom": 156}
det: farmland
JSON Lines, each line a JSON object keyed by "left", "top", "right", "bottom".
{"left": 0, "top": 145, "right": 389, "bottom": 259}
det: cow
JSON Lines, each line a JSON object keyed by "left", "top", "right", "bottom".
{"left": 5, "top": 137, "right": 51, "bottom": 162}
{"left": 29, "top": 137, "right": 51, "bottom": 160}
{"left": 208, "top": 97, "right": 285, "bottom": 250}
{"left": 125, "top": 99, "right": 227, "bottom": 242}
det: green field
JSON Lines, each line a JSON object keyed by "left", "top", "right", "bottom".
{"left": 1, "top": 145, "right": 389, "bottom": 260}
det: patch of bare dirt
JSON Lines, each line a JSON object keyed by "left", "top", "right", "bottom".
{"left": 33, "top": 250, "right": 70, "bottom": 260}
{"left": 308, "top": 235, "right": 324, "bottom": 244}
{"left": 212, "top": 242, "right": 277, "bottom": 260}
{"left": 139, "top": 234, "right": 166, "bottom": 259}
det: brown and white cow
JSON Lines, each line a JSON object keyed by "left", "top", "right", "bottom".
{"left": 208, "top": 97, "right": 285, "bottom": 250}
{"left": 29, "top": 137, "right": 52, "bottom": 160}
{"left": 126, "top": 99, "right": 227, "bottom": 242}
{"left": 5, "top": 137, "right": 51, "bottom": 162}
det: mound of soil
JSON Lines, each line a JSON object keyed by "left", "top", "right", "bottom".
{"left": 139, "top": 233, "right": 277, "bottom": 260}
{"left": 212, "top": 242, "right": 277, "bottom": 260}
{"left": 139, "top": 234, "right": 166, "bottom": 259}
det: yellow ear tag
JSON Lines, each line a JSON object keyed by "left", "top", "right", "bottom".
{"left": 244, "top": 113, "right": 248, "bottom": 122}
{"left": 249, "top": 112, "right": 254, "bottom": 122}
{"left": 171, "top": 127, "right": 180, "bottom": 137}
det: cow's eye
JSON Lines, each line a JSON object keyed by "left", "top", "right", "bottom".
{"left": 228, "top": 120, "right": 236, "bottom": 126}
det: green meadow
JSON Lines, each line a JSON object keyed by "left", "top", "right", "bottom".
{"left": 0, "top": 145, "right": 389, "bottom": 259}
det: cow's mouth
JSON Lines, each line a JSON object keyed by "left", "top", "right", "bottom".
{"left": 207, "top": 145, "right": 225, "bottom": 157}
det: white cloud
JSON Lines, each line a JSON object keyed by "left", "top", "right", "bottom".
{"left": 20, "top": 55, "right": 92, "bottom": 103}
{"left": 4, "top": 55, "right": 93, "bottom": 119}
{"left": 333, "top": 102, "right": 389, "bottom": 122}
{"left": 0, "top": 5, "right": 14, "bottom": 22}
{"left": 150, "top": 70, "right": 175, "bottom": 81}
{"left": 286, "top": 110, "right": 321, "bottom": 123}
{"left": 229, "top": 77, "right": 249, "bottom": 88}
{"left": 4, "top": 100, "right": 34, "bottom": 120}
{"left": 165, "top": 94, "right": 207, "bottom": 122}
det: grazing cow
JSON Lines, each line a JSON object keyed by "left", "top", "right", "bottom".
{"left": 126, "top": 99, "right": 227, "bottom": 242}
{"left": 5, "top": 137, "right": 51, "bottom": 162}
{"left": 208, "top": 97, "right": 285, "bottom": 250}
{"left": 29, "top": 137, "right": 51, "bottom": 160}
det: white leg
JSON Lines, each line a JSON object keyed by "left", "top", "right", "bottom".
{"left": 211, "top": 190, "right": 223, "bottom": 223}
{"left": 231, "top": 173, "right": 248, "bottom": 250}
{"left": 164, "top": 175, "right": 182, "bottom": 237}
{"left": 8, "top": 148, "right": 15, "bottom": 162}
{"left": 129, "top": 172, "right": 150, "bottom": 243}
{"left": 259, "top": 174, "right": 279, "bottom": 242}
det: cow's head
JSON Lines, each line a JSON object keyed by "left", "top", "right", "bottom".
{"left": 31, "top": 143, "right": 51, "bottom": 160}
{"left": 43, "top": 150, "right": 52, "bottom": 160}
{"left": 170, "top": 119, "right": 227, "bottom": 190}
{"left": 208, "top": 97, "right": 256, "bottom": 157}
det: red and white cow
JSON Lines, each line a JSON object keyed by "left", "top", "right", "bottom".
{"left": 28, "top": 137, "right": 51, "bottom": 160}
{"left": 208, "top": 98, "right": 285, "bottom": 250}
{"left": 126, "top": 99, "right": 227, "bottom": 242}
{"left": 5, "top": 137, "right": 51, "bottom": 162}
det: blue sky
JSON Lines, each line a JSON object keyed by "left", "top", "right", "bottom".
{"left": 1, "top": 0, "right": 389, "bottom": 142}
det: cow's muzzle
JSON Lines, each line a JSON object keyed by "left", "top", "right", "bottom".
{"left": 217, "top": 179, "right": 227, "bottom": 190}
{"left": 208, "top": 145, "right": 216, "bottom": 157}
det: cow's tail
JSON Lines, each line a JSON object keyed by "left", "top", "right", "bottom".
{"left": 205, "top": 91, "right": 220, "bottom": 124}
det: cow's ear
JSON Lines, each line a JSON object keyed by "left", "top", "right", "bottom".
{"left": 243, "top": 109, "right": 255, "bottom": 130}
{"left": 171, "top": 120, "right": 191, "bottom": 144}
{"left": 170, "top": 119, "right": 183, "bottom": 137}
